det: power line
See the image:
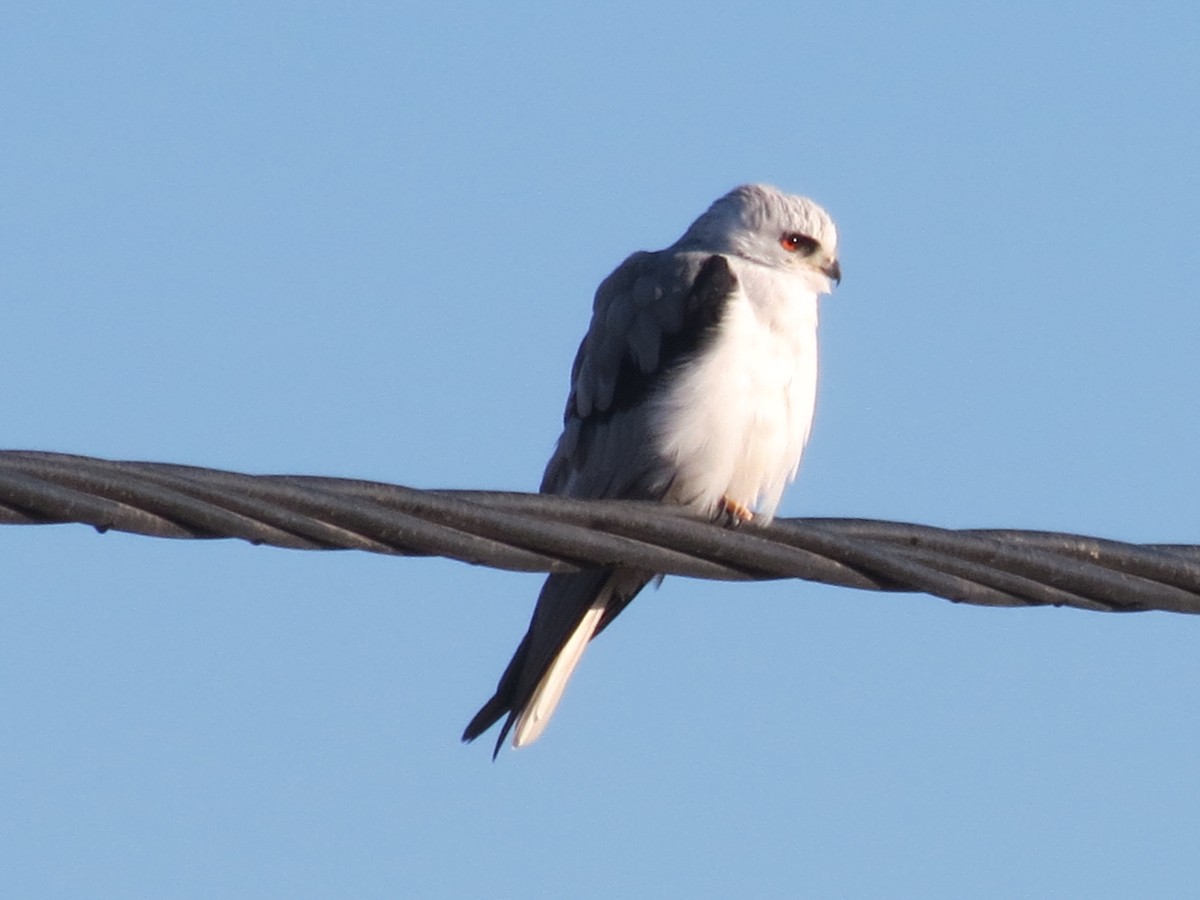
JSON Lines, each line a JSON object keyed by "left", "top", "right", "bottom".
{"left": 2, "top": 450, "right": 1198, "bottom": 615}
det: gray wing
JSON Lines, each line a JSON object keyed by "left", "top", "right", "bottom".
{"left": 541, "top": 249, "right": 738, "bottom": 500}
{"left": 462, "top": 250, "right": 739, "bottom": 755}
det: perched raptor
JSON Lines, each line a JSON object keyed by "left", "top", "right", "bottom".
{"left": 463, "top": 184, "right": 841, "bottom": 756}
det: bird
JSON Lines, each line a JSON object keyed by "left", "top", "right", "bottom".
{"left": 462, "top": 184, "right": 840, "bottom": 756}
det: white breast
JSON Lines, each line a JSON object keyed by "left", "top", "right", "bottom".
{"left": 650, "top": 261, "right": 819, "bottom": 521}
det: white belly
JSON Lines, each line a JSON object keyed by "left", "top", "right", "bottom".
{"left": 650, "top": 272, "right": 819, "bottom": 521}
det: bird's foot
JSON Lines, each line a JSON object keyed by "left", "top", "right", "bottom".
{"left": 718, "top": 496, "right": 754, "bottom": 526}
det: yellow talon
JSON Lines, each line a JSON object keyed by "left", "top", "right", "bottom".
{"left": 720, "top": 496, "right": 754, "bottom": 524}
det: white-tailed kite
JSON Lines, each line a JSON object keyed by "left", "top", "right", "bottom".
{"left": 463, "top": 184, "right": 840, "bottom": 756}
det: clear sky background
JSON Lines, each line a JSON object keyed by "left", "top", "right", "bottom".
{"left": 4, "top": 2, "right": 1200, "bottom": 897}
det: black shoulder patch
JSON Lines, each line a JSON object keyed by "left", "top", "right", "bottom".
{"left": 589, "top": 254, "right": 735, "bottom": 421}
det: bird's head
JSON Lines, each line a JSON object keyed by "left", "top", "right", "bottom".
{"left": 678, "top": 184, "right": 840, "bottom": 294}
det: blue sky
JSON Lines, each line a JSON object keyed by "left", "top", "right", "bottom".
{"left": 4, "top": 2, "right": 1200, "bottom": 897}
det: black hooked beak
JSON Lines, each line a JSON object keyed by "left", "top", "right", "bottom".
{"left": 823, "top": 259, "right": 842, "bottom": 286}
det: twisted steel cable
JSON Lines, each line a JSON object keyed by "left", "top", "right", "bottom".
{"left": 2, "top": 450, "right": 1199, "bottom": 616}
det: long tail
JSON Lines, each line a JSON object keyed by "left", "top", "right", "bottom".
{"left": 511, "top": 599, "right": 606, "bottom": 748}
{"left": 462, "top": 568, "right": 649, "bottom": 757}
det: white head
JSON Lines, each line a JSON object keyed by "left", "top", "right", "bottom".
{"left": 675, "top": 184, "right": 841, "bottom": 293}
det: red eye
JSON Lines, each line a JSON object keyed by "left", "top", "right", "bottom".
{"left": 781, "top": 233, "right": 819, "bottom": 255}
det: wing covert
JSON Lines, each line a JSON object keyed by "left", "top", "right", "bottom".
{"left": 541, "top": 251, "right": 737, "bottom": 498}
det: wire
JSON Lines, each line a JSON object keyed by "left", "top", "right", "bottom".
{"left": 2, "top": 450, "right": 1199, "bottom": 615}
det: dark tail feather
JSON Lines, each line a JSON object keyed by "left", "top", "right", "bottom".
{"left": 461, "top": 633, "right": 529, "bottom": 759}
{"left": 462, "top": 569, "right": 651, "bottom": 757}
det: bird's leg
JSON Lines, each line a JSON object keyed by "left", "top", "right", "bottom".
{"left": 718, "top": 495, "right": 754, "bottom": 526}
